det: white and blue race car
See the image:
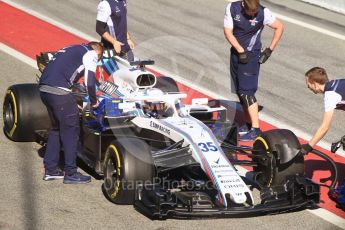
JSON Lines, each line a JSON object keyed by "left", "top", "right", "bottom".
{"left": 3, "top": 52, "right": 331, "bottom": 219}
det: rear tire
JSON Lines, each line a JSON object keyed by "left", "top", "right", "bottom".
{"left": 3, "top": 84, "right": 50, "bottom": 142}
{"left": 253, "top": 129, "right": 304, "bottom": 186}
{"left": 102, "top": 138, "right": 154, "bottom": 204}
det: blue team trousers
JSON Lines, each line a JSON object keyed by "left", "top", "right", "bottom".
{"left": 40, "top": 92, "right": 79, "bottom": 175}
{"left": 230, "top": 50, "right": 261, "bottom": 96}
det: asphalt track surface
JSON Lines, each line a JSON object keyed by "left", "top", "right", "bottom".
{"left": 0, "top": 0, "right": 345, "bottom": 229}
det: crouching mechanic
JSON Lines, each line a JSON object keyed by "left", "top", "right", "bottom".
{"left": 224, "top": 0, "right": 284, "bottom": 141}
{"left": 300, "top": 67, "right": 345, "bottom": 155}
{"left": 39, "top": 42, "right": 103, "bottom": 184}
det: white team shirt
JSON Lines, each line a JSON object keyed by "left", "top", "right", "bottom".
{"left": 82, "top": 50, "right": 98, "bottom": 87}
{"left": 97, "top": 1, "right": 112, "bottom": 23}
{"left": 224, "top": 2, "right": 276, "bottom": 29}
{"left": 324, "top": 91, "right": 343, "bottom": 112}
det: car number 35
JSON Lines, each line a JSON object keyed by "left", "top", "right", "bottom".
{"left": 198, "top": 142, "right": 218, "bottom": 152}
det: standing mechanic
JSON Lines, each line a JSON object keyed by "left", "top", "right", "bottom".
{"left": 39, "top": 42, "right": 103, "bottom": 184}
{"left": 224, "top": 0, "right": 284, "bottom": 141}
{"left": 300, "top": 67, "right": 345, "bottom": 154}
{"left": 96, "top": 0, "right": 135, "bottom": 61}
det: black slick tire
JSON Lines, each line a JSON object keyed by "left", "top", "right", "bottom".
{"left": 253, "top": 129, "right": 304, "bottom": 187}
{"left": 3, "top": 84, "right": 50, "bottom": 142}
{"left": 102, "top": 138, "right": 154, "bottom": 204}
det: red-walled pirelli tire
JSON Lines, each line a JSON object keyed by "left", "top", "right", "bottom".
{"left": 253, "top": 129, "right": 304, "bottom": 187}
{"left": 3, "top": 84, "right": 50, "bottom": 142}
{"left": 102, "top": 138, "right": 154, "bottom": 205}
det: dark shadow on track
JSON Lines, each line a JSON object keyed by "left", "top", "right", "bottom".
{"left": 18, "top": 142, "right": 39, "bottom": 230}
{"left": 37, "top": 146, "right": 103, "bottom": 180}
{"left": 305, "top": 159, "right": 345, "bottom": 187}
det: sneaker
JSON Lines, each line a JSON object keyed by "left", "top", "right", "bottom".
{"left": 238, "top": 123, "right": 251, "bottom": 135}
{"left": 63, "top": 172, "right": 91, "bottom": 184}
{"left": 43, "top": 169, "right": 64, "bottom": 181}
{"left": 239, "top": 128, "right": 262, "bottom": 142}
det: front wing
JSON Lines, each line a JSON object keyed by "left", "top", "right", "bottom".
{"left": 134, "top": 175, "right": 320, "bottom": 219}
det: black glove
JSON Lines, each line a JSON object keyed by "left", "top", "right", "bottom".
{"left": 299, "top": 143, "right": 313, "bottom": 156}
{"left": 259, "top": 48, "right": 273, "bottom": 64}
{"left": 238, "top": 51, "right": 250, "bottom": 64}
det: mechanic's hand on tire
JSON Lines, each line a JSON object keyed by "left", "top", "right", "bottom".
{"left": 299, "top": 143, "right": 313, "bottom": 156}
{"left": 259, "top": 48, "right": 273, "bottom": 64}
{"left": 113, "top": 40, "right": 124, "bottom": 54}
{"left": 238, "top": 51, "right": 250, "bottom": 64}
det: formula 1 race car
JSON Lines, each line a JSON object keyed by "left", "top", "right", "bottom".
{"left": 2, "top": 51, "right": 338, "bottom": 218}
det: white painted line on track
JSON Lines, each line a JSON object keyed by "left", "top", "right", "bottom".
{"left": 276, "top": 13, "right": 345, "bottom": 41}
{"left": 0, "top": 43, "right": 36, "bottom": 68}
{"left": 308, "top": 208, "right": 345, "bottom": 228}
{"left": 2, "top": 0, "right": 345, "bottom": 227}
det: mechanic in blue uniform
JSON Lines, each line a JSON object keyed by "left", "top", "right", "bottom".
{"left": 224, "top": 0, "right": 284, "bottom": 141}
{"left": 300, "top": 67, "right": 345, "bottom": 154}
{"left": 96, "top": 0, "right": 135, "bottom": 61}
{"left": 39, "top": 42, "right": 104, "bottom": 184}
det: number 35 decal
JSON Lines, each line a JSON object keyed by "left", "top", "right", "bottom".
{"left": 198, "top": 142, "right": 218, "bottom": 152}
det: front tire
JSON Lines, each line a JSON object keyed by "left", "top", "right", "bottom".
{"left": 3, "top": 84, "right": 50, "bottom": 142}
{"left": 102, "top": 138, "right": 154, "bottom": 204}
{"left": 253, "top": 129, "right": 304, "bottom": 187}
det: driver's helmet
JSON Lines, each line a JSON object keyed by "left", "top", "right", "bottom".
{"left": 142, "top": 88, "right": 167, "bottom": 118}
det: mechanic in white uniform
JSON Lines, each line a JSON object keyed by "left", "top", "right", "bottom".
{"left": 96, "top": 0, "right": 135, "bottom": 61}
{"left": 300, "top": 67, "right": 345, "bottom": 154}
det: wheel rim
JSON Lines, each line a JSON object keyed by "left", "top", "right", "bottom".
{"left": 3, "top": 98, "right": 15, "bottom": 131}
{"left": 104, "top": 155, "right": 119, "bottom": 198}
{"left": 253, "top": 139, "right": 275, "bottom": 187}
